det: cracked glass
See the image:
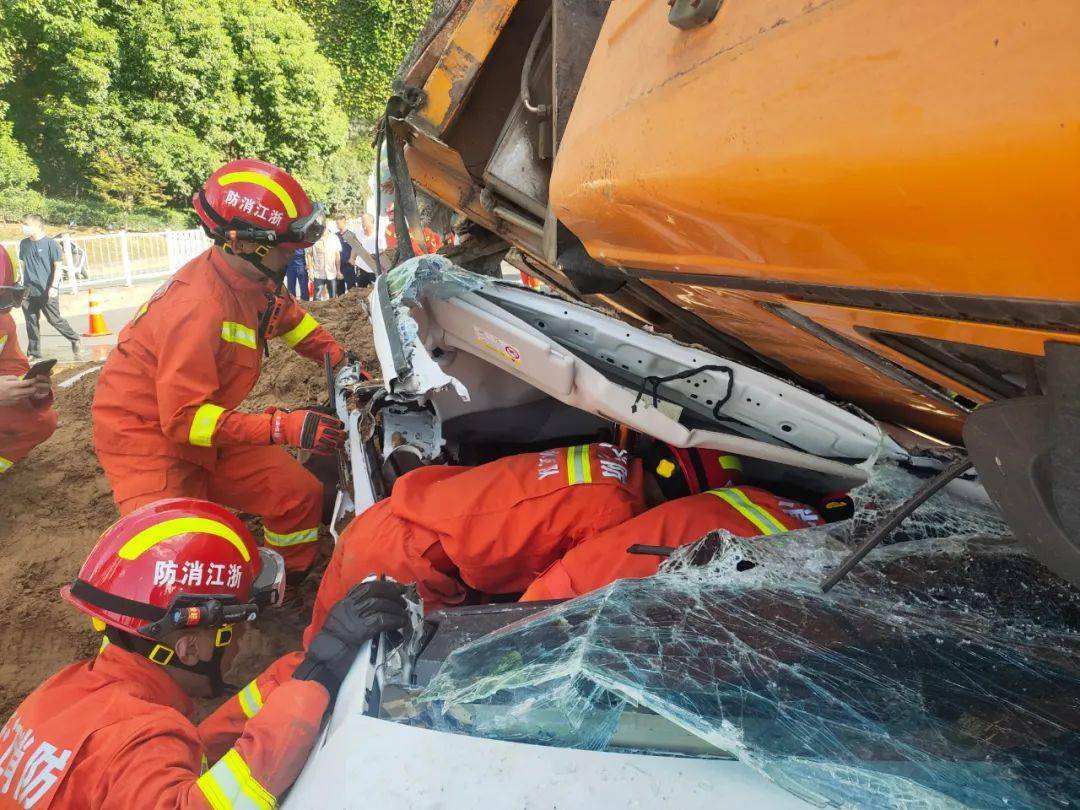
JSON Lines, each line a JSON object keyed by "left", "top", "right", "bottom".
{"left": 404, "top": 462, "right": 1080, "bottom": 809}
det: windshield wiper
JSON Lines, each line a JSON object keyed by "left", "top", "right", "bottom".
{"left": 820, "top": 455, "right": 973, "bottom": 592}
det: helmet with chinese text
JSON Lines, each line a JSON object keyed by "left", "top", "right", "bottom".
{"left": 61, "top": 498, "right": 279, "bottom": 640}
{"left": 192, "top": 158, "right": 326, "bottom": 250}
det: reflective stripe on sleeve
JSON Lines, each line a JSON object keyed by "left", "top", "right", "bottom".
{"left": 566, "top": 445, "right": 593, "bottom": 486}
{"left": 221, "top": 321, "right": 258, "bottom": 350}
{"left": 237, "top": 680, "right": 264, "bottom": 720}
{"left": 708, "top": 487, "right": 788, "bottom": 536}
{"left": 189, "top": 403, "right": 227, "bottom": 447}
{"left": 279, "top": 313, "right": 319, "bottom": 348}
{"left": 0, "top": 457, "right": 12, "bottom": 473}
{"left": 0, "top": 335, "right": 7, "bottom": 352}
{"left": 264, "top": 527, "right": 319, "bottom": 548}
{"left": 196, "top": 750, "right": 276, "bottom": 810}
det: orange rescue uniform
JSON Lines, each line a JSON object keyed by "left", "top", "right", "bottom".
{"left": 522, "top": 486, "right": 824, "bottom": 601}
{"left": 92, "top": 248, "right": 344, "bottom": 573}
{"left": 307, "top": 443, "right": 646, "bottom": 638}
{"left": 0, "top": 643, "right": 316, "bottom": 809}
{"left": 0, "top": 311, "right": 57, "bottom": 473}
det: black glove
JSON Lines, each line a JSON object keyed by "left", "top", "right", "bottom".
{"left": 293, "top": 580, "right": 410, "bottom": 698}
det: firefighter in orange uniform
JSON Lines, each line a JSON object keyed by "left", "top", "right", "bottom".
{"left": 0, "top": 248, "right": 57, "bottom": 473}
{"left": 306, "top": 443, "right": 647, "bottom": 639}
{"left": 0, "top": 498, "right": 408, "bottom": 809}
{"left": 521, "top": 449, "right": 825, "bottom": 601}
{"left": 93, "top": 160, "right": 360, "bottom": 578}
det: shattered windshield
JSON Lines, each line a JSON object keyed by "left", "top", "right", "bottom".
{"left": 408, "top": 463, "right": 1080, "bottom": 809}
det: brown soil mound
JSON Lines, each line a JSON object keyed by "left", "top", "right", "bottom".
{"left": 0, "top": 290, "right": 375, "bottom": 718}
{"left": 247, "top": 289, "right": 376, "bottom": 411}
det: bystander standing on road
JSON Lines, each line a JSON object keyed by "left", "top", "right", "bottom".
{"left": 334, "top": 215, "right": 362, "bottom": 294}
{"left": 18, "top": 214, "right": 82, "bottom": 360}
{"left": 353, "top": 213, "right": 379, "bottom": 286}
{"left": 286, "top": 247, "right": 310, "bottom": 301}
{"left": 308, "top": 227, "right": 341, "bottom": 300}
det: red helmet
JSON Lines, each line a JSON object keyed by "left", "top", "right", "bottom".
{"left": 642, "top": 441, "right": 743, "bottom": 500}
{"left": 192, "top": 159, "right": 326, "bottom": 250}
{"left": 0, "top": 248, "right": 24, "bottom": 311}
{"left": 62, "top": 498, "right": 285, "bottom": 641}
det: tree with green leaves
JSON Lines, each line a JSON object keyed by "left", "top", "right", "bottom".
{"left": 0, "top": 0, "right": 349, "bottom": 206}
{"left": 284, "top": 0, "right": 433, "bottom": 213}
{"left": 89, "top": 149, "right": 167, "bottom": 224}
{"left": 288, "top": 0, "right": 433, "bottom": 128}
{"left": 0, "top": 101, "right": 37, "bottom": 190}
{"left": 0, "top": 0, "right": 432, "bottom": 220}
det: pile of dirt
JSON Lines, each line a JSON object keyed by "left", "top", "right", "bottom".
{"left": 0, "top": 290, "right": 377, "bottom": 718}
{"left": 247, "top": 289, "right": 376, "bottom": 411}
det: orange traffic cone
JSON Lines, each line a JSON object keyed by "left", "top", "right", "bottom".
{"left": 82, "top": 289, "right": 112, "bottom": 337}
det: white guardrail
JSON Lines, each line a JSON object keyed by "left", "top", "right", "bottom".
{"left": 1, "top": 228, "right": 210, "bottom": 293}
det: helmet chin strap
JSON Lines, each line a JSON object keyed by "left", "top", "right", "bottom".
{"left": 221, "top": 238, "right": 285, "bottom": 288}
{"left": 104, "top": 626, "right": 232, "bottom": 697}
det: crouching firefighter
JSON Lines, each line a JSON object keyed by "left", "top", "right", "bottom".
{"left": 0, "top": 498, "right": 409, "bottom": 809}
{"left": 92, "top": 159, "right": 368, "bottom": 579}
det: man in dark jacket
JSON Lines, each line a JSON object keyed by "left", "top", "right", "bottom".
{"left": 18, "top": 214, "right": 81, "bottom": 360}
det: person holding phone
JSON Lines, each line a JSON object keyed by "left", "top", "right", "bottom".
{"left": 0, "top": 248, "right": 58, "bottom": 474}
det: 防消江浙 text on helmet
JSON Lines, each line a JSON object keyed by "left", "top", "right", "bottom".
{"left": 192, "top": 159, "right": 326, "bottom": 250}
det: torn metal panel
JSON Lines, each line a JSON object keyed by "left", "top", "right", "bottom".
{"left": 417, "top": 0, "right": 521, "bottom": 135}
{"left": 416, "top": 462, "right": 1079, "bottom": 809}
{"left": 372, "top": 255, "right": 480, "bottom": 401}
{"left": 374, "top": 256, "right": 896, "bottom": 488}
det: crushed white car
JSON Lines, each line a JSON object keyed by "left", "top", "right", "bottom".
{"left": 286, "top": 258, "right": 1079, "bottom": 809}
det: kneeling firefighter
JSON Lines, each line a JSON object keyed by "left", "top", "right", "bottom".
{"left": 92, "top": 160, "right": 367, "bottom": 579}
{"left": 0, "top": 498, "right": 408, "bottom": 809}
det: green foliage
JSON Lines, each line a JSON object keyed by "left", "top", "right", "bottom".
{"left": 0, "top": 0, "right": 348, "bottom": 206}
{"left": 220, "top": 0, "right": 349, "bottom": 169}
{"left": 89, "top": 149, "right": 168, "bottom": 222}
{"left": 298, "top": 135, "right": 374, "bottom": 215}
{"left": 282, "top": 0, "right": 433, "bottom": 210}
{"left": 285, "top": 0, "right": 433, "bottom": 128}
{"left": 0, "top": 0, "right": 428, "bottom": 220}
{"left": 0, "top": 188, "right": 46, "bottom": 223}
{"left": 0, "top": 192, "right": 192, "bottom": 231}
{"left": 0, "top": 102, "right": 37, "bottom": 189}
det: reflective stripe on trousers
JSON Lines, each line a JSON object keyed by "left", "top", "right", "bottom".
{"left": 264, "top": 526, "right": 319, "bottom": 547}
{"left": 707, "top": 487, "right": 788, "bottom": 535}
{"left": 0, "top": 457, "right": 12, "bottom": 473}
{"left": 197, "top": 749, "right": 276, "bottom": 810}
